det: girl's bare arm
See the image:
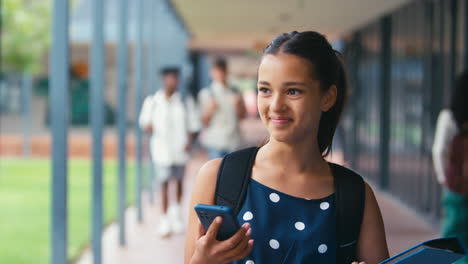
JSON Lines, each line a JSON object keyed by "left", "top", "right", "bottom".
{"left": 356, "top": 183, "right": 390, "bottom": 264}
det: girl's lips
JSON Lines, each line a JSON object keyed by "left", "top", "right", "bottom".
{"left": 269, "top": 117, "right": 292, "bottom": 124}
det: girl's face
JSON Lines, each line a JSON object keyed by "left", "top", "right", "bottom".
{"left": 257, "top": 53, "right": 336, "bottom": 144}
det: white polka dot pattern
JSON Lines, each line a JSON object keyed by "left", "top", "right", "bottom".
{"left": 243, "top": 211, "right": 254, "bottom": 221}
{"left": 295, "top": 221, "right": 305, "bottom": 231}
{"left": 318, "top": 244, "right": 328, "bottom": 253}
{"left": 269, "top": 193, "right": 280, "bottom": 203}
{"left": 320, "top": 202, "right": 330, "bottom": 210}
{"left": 230, "top": 172, "right": 337, "bottom": 262}
{"left": 269, "top": 239, "right": 280, "bottom": 249}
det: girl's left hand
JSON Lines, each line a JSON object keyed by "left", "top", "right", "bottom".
{"left": 352, "top": 262, "right": 366, "bottom": 264}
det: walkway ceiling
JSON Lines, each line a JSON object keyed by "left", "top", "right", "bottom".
{"left": 172, "top": 0, "right": 411, "bottom": 51}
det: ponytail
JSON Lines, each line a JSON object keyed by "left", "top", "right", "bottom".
{"left": 318, "top": 52, "right": 347, "bottom": 156}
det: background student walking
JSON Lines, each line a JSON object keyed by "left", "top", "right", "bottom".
{"left": 139, "top": 67, "right": 201, "bottom": 238}
{"left": 432, "top": 70, "right": 468, "bottom": 264}
{"left": 198, "top": 57, "right": 247, "bottom": 159}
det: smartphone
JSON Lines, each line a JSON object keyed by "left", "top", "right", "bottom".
{"left": 194, "top": 203, "right": 241, "bottom": 241}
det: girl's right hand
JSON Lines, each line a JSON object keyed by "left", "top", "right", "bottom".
{"left": 190, "top": 216, "right": 254, "bottom": 264}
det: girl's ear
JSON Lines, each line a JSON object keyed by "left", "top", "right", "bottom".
{"left": 320, "top": 85, "right": 337, "bottom": 112}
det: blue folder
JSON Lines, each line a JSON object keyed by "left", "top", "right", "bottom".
{"left": 379, "top": 237, "right": 466, "bottom": 264}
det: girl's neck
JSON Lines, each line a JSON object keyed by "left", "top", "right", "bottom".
{"left": 260, "top": 138, "right": 328, "bottom": 176}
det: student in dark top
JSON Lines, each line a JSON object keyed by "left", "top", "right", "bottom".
{"left": 185, "top": 31, "right": 389, "bottom": 264}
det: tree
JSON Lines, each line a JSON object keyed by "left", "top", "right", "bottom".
{"left": 2, "top": 0, "right": 51, "bottom": 74}
{"left": 1, "top": 0, "right": 51, "bottom": 157}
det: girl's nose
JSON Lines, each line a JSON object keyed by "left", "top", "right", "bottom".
{"left": 270, "top": 94, "right": 287, "bottom": 112}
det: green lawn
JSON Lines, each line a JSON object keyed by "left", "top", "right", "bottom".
{"left": 0, "top": 158, "right": 137, "bottom": 264}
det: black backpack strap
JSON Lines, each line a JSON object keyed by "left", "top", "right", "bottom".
{"left": 215, "top": 147, "right": 260, "bottom": 215}
{"left": 331, "top": 163, "right": 366, "bottom": 264}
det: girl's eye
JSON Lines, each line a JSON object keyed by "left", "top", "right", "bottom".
{"left": 287, "top": 89, "right": 302, "bottom": 95}
{"left": 258, "top": 87, "right": 271, "bottom": 94}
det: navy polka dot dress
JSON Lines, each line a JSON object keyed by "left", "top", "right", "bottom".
{"left": 233, "top": 178, "right": 337, "bottom": 264}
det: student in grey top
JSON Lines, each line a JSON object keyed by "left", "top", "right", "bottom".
{"left": 198, "top": 57, "right": 247, "bottom": 158}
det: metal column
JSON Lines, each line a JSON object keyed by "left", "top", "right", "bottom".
{"left": 22, "top": 73, "right": 32, "bottom": 157}
{"left": 147, "top": 0, "right": 158, "bottom": 205}
{"left": 430, "top": 0, "right": 446, "bottom": 220}
{"left": 379, "top": 16, "right": 392, "bottom": 190}
{"left": 90, "top": 0, "right": 105, "bottom": 263}
{"left": 465, "top": 0, "right": 468, "bottom": 69}
{"left": 117, "top": 0, "right": 128, "bottom": 247}
{"left": 424, "top": 0, "right": 436, "bottom": 215}
{"left": 449, "top": 0, "right": 458, "bottom": 90}
{"left": 50, "top": 0, "right": 69, "bottom": 263}
{"left": 135, "top": 0, "right": 144, "bottom": 223}
{"left": 349, "top": 32, "right": 362, "bottom": 169}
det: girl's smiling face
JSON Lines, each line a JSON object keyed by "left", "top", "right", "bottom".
{"left": 257, "top": 52, "right": 336, "bottom": 144}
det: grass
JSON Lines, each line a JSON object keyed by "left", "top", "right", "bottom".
{"left": 0, "top": 158, "right": 137, "bottom": 264}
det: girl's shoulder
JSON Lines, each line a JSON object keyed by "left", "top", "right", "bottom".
{"left": 191, "top": 158, "right": 223, "bottom": 205}
{"left": 199, "top": 158, "right": 223, "bottom": 180}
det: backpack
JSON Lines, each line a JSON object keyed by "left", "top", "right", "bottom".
{"left": 444, "top": 127, "right": 468, "bottom": 194}
{"left": 215, "top": 147, "right": 366, "bottom": 264}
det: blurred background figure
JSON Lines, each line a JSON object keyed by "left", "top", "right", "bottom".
{"left": 198, "top": 57, "right": 247, "bottom": 159}
{"left": 139, "top": 67, "right": 201, "bottom": 238}
{"left": 432, "top": 70, "right": 468, "bottom": 264}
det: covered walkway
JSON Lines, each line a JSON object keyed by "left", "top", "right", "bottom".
{"left": 4, "top": 0, "right": 466, "bottom": 263}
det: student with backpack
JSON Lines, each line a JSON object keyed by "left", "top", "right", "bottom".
{"left": 198, "top": 57, "right": 247, "bottom": 159}
{"left": 139, "top": 67, "right": 201, "bottom": 238}
{"left": 432, "top": 71, "right": 468, "bottom": 264}
{"left": 184, "top": 31, "right": 389, "bottom": 264}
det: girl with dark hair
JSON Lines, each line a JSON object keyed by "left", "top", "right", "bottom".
{"left": 432, "top": 71, "right": 468, "bottom": 264}
{"left": 185, "top": 31, "right": 389, "bottom": 264}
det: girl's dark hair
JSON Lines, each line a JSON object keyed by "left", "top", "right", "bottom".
{"left": 263, "top": 31, "right": 348, "bottom": 157}
{"left": 451, "top": 70, "right": 468, "bottom": 129}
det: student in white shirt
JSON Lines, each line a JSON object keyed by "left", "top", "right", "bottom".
{"left": 432, "top": 70, "right": 468, "bottom": 264}
{"left": 198, "top": 57, "right": 247, "bottom": 158}
{"left": 139, "top": 67, "right": 201, "bottom": 237}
